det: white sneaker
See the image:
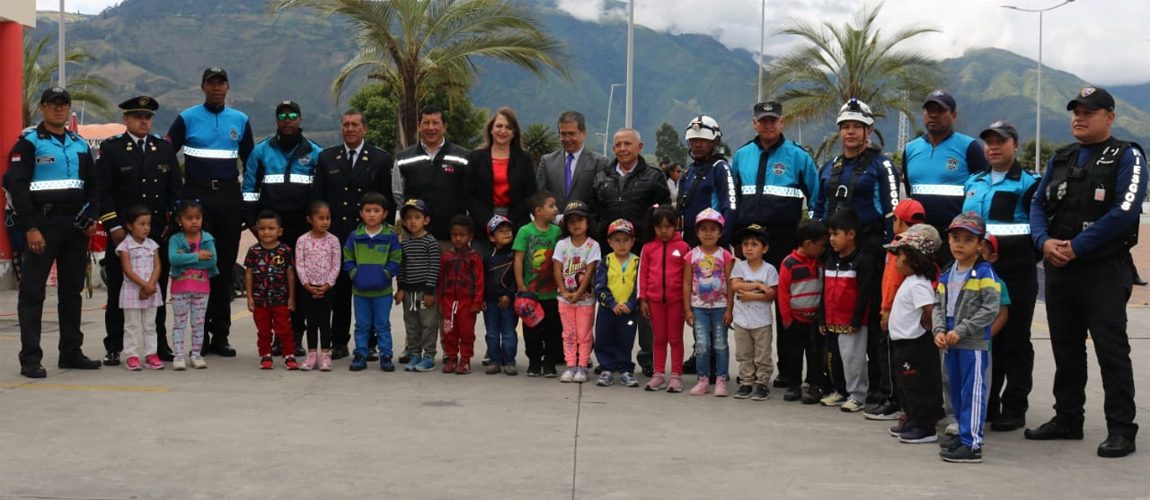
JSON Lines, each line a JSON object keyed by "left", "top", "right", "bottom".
{"left": 572, "top": 367, "right": 588, "bottom": 383}
{"left": 190, "top": 354, "right": 207, "bottom": 369}
{"left": 172, "top": 358, "right": 187, "bottom": 371}
{"left": 841, "top": 399, "right": 866, "bottom": 412}
{"left": 559, "top": 367, "right": 576, "bottom": 383}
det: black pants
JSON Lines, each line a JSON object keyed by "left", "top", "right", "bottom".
{"left": 186, "top": 181, "right": 242, "bottom": 348}
{"left": 783, "top": 320, "right": 826, "bottom": 388}
{"left": 18, "top": 216, "right": 89, "bottom": 367}
{"left": 859, "top": 228, "right": 893, "bottom": 404}
{"left": 823, "top": 332, "right": 847, "bottom": 395}
{"left": 989, "top": 257, "right": 1037, "bottom": 420}
{"left": 765, "top": 227, "right": 796, "bottom": 381}
{"left": 893, "top": 334, "right": 945, "bottom": 431}
{"left": 636, "top": 315, "right": 652, "bottom": 371}
{"left": 524, "top": 298, "right": 562, "bottom": 368}
{"left": 1045, "top": 256, "right": 1139, "bottom": 438}
{"left": 298, "top": 289, "right": 334, "bottom": 350}
{"left": 103, "top": 233, "right": 170, "bottom": 354}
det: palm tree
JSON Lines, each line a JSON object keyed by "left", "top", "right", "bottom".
{"left": 762, "top": 2, "right": 939, "bottom": 158}
{"left": 520, "top": 122, "right": 558, "bottom": 166}
{"left": 274, "top": 0, "right": 566, "bottom": 148}
{"left": 22, "top": 35, "right": 113, "bottom": 127}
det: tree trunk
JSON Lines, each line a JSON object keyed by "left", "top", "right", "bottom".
{"left": 398, "top": 74, "right": 420, "bottom": 149}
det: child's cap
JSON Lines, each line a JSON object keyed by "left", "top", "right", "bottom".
{"left": 514, "top": 295, "right": 545, "bottom": 328}
{"left": 400, "top": 198, "right": 430, "bottom": 217}
{"left": 737, "top": 224, "right": 769, "bottom": 242}
{"left": 486, "top": 214, "right": 512, "bottom": 237}
{"left": 694, "top": 207, "right": 725, "bottom": 228}
{"left": 563, "top": 199, "right": 591, "bottom": 218}
{"left": 893, "top": 199, "right": 926, "bottom": 224}
{"left": 607, "top": 218, "right": 634, "bottom": 237}
{"left": 984, "top": 234, "right": 1000, "bottom": 255}
{"left": 947, "top": 211, "right": 986, "bottom": 238}
{"left": 884, "top": 224, "right": 941, "bottom": 256}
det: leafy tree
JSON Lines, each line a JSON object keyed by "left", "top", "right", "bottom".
{"left": 22, "top": 35, "right": 113, "bottom": 127}
{"left": 1018, "top": 137, "right": 1058, "bottom": 173}
{"left": 654, "top": 122, "right": 687, "bottom": 164}
{"left": 274, "top": 0, "right": 566, "bottom": 148}
{"left": 520, "top": 122, "right": 558, "bottom": 166}
{"left": 348, "top": 79, "right": 486, "bottom": 152}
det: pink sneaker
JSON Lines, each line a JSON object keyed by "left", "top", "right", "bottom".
{"left": 319, "top": 351, "right": 333, "bottom": 372}
{"left": 300, "top": 351, "right": 318, "bottom": 371}
{"left": 689, "top": 376, "right": 710, "bottom": 396}
{"left": 144, "top": 354, "right": 164, "bottom": 370}
{"left": 667, "top": 373, "right": 684, "bottom": 393}
{"left": 644, "top": 372, "right": 666, "bottom": 391}
{"left": 714, "top": 375, "right": 729, "bottom": 397}
{"left": 126, "top": 356, "right": 141, "bottom": 371}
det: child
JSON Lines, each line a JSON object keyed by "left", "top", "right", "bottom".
{"left": 553, "top": 200, "right": 601, "bottom": 383}
{"left": 933, "top": 212, "right": 1001, "bottom": 463}
{"left": 980, "top": 236, "right": 1011, "bottom": 338}
{"left": 822, "top": 209, "right": 876, "bottom": 412}
{"left": 873, "top": 199, "right": 928, "bottom": 420}
{"left": 396, "top": 198, "right": 440, "bottom": 372}
{"left": 115, "top": 205, "right": 165, "bottom": 371}
{"left": 593, "top": 219, "right": 641, "bottom": 388}
{"left": 513, "top": 190, "right": 562, "bottom": 377}
{"left": 168, "top": 199, "right": 218, "bottom": 370}
{"left": 884, "top": 224, "right": 946, "bottom": 444}
{"left": 683, "top": 208, "right": 734, "bottom": 397}
{"left": 730, "top": 224, "right": 779, "bottom": 401}
{"left": 245, "top": 210, "right": 298, "bottom": 370}
{"left": 482, "top": 215, "right": 519, "bottom": 375}
{"left": 438, "top": 215, "right": 484, "bottom": 374}
{"left": 640, "top": 206, "right": 690, "bottom": 392}
{"left": 777, "top": 219, "right": 828, "bottom": 403}
{"left": 295, "top": 200, "right": 342, "bottom": 371}
{"left": 343, "top": 192, "right": 402, "bottom": 372}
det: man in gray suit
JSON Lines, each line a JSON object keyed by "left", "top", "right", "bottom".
{"left": 537, "top": 110, "right": 610, "bottom": 210}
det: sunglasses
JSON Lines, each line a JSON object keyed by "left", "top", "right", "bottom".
{"left": 276, "top": 112, "right": 300, "bottom": 121}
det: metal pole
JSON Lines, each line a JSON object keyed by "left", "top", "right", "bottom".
{"left": 757, "top": 0, "right": 765, "bottom": 102}
{"left": 605, "top": 84, "right": 617, "bottom": 156}
{"left": 1036, "top": 11, "right": 1043, "bottom": 170}
{"left": 625, "top": 0, "right": 634, "bottom": 128}
{"left": 58, "top": 0, "right": 66, "bottom": 86}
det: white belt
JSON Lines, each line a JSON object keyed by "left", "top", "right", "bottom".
{"left": 182, "top": 147, "right": 239, "bottom": 159}
{"left": 242, "top": 192, "right": 260, "bottom": 202}
{"left": 739, "top": 185, "right": 804, "bottom": 198}
{"left": 910, "top": 184, "right": 964, "bottom": 197}
{"left": 30, "top": 179, "right": 84, "bottom": 191}
{"left": 261, "top": 174, "right": 313, "bottom": 184}
{"left": 986, "top": 223, "right": 1030, "bottom": 236}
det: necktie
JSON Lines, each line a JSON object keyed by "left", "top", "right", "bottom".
{"left": 564, "top": 153, "right": 574, "bottom": 195}
{"left": 347, "top": 149, "right": 356, "bottom": 169}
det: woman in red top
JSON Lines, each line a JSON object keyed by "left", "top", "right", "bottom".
{"left": 466, "top": 107, "right": 538, "bottom": 245}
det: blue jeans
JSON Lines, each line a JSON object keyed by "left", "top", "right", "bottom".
{"left": 483, "top": 299, "right": 518, "bottom": 366}
{"left": 354, "top": 295, "right": 393, "bottom": 358}
{"left": 692, "top": 307, "right": 729, "bottom": 378}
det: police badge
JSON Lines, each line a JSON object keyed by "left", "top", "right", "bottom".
{"left": 772, "top": 162, "right": 786, "bottom": 175}
{"left": 946, "top": 158, "right": 959, "bottom": 171}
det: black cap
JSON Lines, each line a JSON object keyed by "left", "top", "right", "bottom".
{"left": 753, "top": 101, "right": 782, "bottom": 120}
{"left": 923, "top": 89, "right": 957, "bottom": 111}
{"left": 40, "top": 87, "right": 71, "bottom": 105}
{"left": 119, "top": 96, "right": 159, "bottom": 115}
{"left": 202, "top": 66, "right": 228, "bottom": 84}
{"left": 1066, "top": 86, "right": 1115, "bottom": 111}
{"left": 737, "top": 224, "right": 770, "bottom": 241}
{"left": 979, "top": 120, "right": 1018, "bottom": 142}
{"left": 275, "top": 100, "right": 301, "bottom": 115}
{"left": 400, "top": 198, "right": 430, "bottom": 217}
{"left": 563, "top": 199, "right": 591, "bottom": 218}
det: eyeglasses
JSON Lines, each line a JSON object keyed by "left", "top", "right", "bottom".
{"left": 276, "top": 112, "right": 300, "bottom": 121}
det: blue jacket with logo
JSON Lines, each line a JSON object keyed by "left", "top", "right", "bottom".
{"left": 678, "top": 155, "right": 737, "bottom": 247}
{"left": 963, "top": 161, "right": 1040, "bottom": 265}
{"left": 166, "top": 103, "right": 254, "bottom": 182}
{"left": 3, "top": 123, "right": 98, "bottom": 231}
{"left": 814, "top": 148, "right": 900, "bottom": 240}
{"left": 901, "top": 131, "right": 989, "bottom": 229}
{"left": 242, "top": 133, "right": 322, "bottom": 224}
{"left": 729, "top": 135, "right": 820, "bottom": 232}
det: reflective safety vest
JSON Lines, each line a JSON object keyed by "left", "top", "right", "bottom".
{"left": 242, "top": 134, "right": 321, "bottom": 219}
{"left": 1044, "top": 138, "right": 1143, "bottom": 260}
{"left": 178, "top": 104, "right": 249, "bottom": 180}
{"left": 24, "top": 128, "right": 89, "bottom": 197}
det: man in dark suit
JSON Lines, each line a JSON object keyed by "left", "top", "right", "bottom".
{"left": 98, "top": 96, "right": 182, "bottom": 365}
{"left": 313, "top": 108, "right": 395, "bottom": 359}
{"left": 536, "top": 111, "right": 610, "bottom": 211}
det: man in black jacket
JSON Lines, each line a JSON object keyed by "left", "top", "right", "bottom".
{"left": 391, "top": 105, "right": 470, "bottom": 245}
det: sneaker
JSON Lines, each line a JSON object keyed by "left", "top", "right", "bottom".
{"left": 841, "top": 399, "right": 865, "bottom": 412}
{"left": 348, "top": 354, "right": 367, "bottom": 371}
{"left": 526, "top": 363, "right": 542, "bottom": 377}
{"left": 820, "top": 391, "right": 847, "bottom": 406}
{"left": 889, "top": 413, "right": 910, "bottom": 437}
{"left": 690, "top": 376, "right": 711, "bottom": 396}
{"left": 260, "top": 356, "right": 274, "bottom": 370}
{"left": 414, "top": 357, "right": 436, "bottom": 372}
{"left": 482, "top": 354, "right": 491, "bottom": 366}
{"left": 713, "top": 376, "right": 728, "bottom": 397}
{"left": 597, "top": 371, "right": 614, "bottom": 387}
{"left": 864, "top": 401, "right": 901, "bottom": 421}
{"left": 733, "top": 385, "right": 754, "bottom": 399}
{"left": 800, "top": 386, "right": 822, "bottom": 405}
{"left": 573, "top": 367, "right": 588, "bottom": 383}
{"left": 284, "top": 356, "right": 300, "bottom": 370}
{"left": 560, "top": 367, "right": 576, "bottom": 383}
{"left": 455, "top": 360, "right": 471, "bottom": 374}
{"left": 380, "top": 356, "right": 395, "bottom": 372}
{"left": 645, "top": 372, "right": 666, "bottom": 391}
{"left": 938, "top": 434, "right": 961, "bottom": 452}
{"left": 126, "top": 356, "right": 142, "bottom": 371}
{"left": 503, "top": 364, "right": 518, "bottom": 376}
{"left": 751, "top": 384, "right": 771, "bottom": 401}
{"left": 939, "top": 445, "right": 982, "bottom": 463}
{"left": 442, "top": 357, "right": 458, "bottom": 374}
{"left": 190, "top": 354, "right": 207, "bottom": 369}
{"left": 405, "top": 354, "right": 422, "bottom": 372}
{"left": 898, "top": 426, "right": 939, "bottom": 444}
{"left": 398, "top": 352, "right": 412, "bottom": 364}
{"left": 1024, "top": 418, "right": 1084, "bottom": 441}
{"left": 318, "top": 352, "right": 332, "bottom": 372}
{"left": 667, "top": 374, "right": 684, "bottom": 393}
{"left": 300, "top": 351, "right": 318, "bottom": 371}
{"left": 485, "top": 363, "right": 502, "bottom": 375}
{"left": 144, "top": 354, "right": 164, "bottom": 370}
{"left": 620, "top": 372, "right": 639, "bottom": 388}
{"left": 172, "top": 357, "right": 187, "bottom": 371}
{"left": 543, "top": 364, "right": 558, "bottom": 378}
{"left": 783, "top": 386, "right": 802, "bottom": 402}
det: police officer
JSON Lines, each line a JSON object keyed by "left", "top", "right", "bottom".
{"left": 729, "top": 100, "right": 820, "bottom": 388}
{"left": 167, "top": 67, "right": 254, "bottom": 357}
{"left": 962, "top": 120, "right": 1039, "bottom": 432}
{"left": 98, "top": 96, "right": 183, "bottom": 365}
{"left": 313, "top": 109, "right": 394, "bottom": 359}
{"left": 243, "top": 100, "right": 322, "bottom": 356}
{"left": 4, "top": 87, "right": 102, "bottom": 378}
{"left": 901, "top": 90, "right": 990, "bottom": 265}
{"left": 1026, "top": 86, "right": 1145, "bottom": 458}
{"left": 392, "top": 105, "right": 470, "bottom": 244}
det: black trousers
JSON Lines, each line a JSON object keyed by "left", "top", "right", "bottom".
{"left": 823, "top": 332, "right": 847, "bottom": 395}
{"left": 783, "top": 320, "right": 826, "bottom": 388}
{"left": 859, "top": 228, "right": 892, "bottom": 404}
{"left": 524, "top": 298, "right": 562, "bottom": 367}
{"left": 18, "top": 216, "right": 90, "bottom": 367}
{"left": 893, "top": 334, "right": 945, "bottom": 431}
{"left": 636, "top": 315, "right": 652, "bottom": 371}
{"left": 1045, "top": 256, "right": 1138, "bottom": 438}
{"left": 186, "top": 182, "right": 242, "bottom": 348}
{"left": 103, "top": 233, "right": 170, "bottom": 354}
{"left": 989, "top": 256, "right": 1037, "bottom": 419}
{"left": 765, "top": 227, "right": 796, "bottom": 381}
{"left": 298, "top": 289, "right": 334, "bottom": 350}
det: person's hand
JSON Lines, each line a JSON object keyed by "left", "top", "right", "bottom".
{"left": 26, "top": 229, "right": 46, "bottom": 254}
{"left": 287, "top": 298, "right": 295, "bottom": 312}
{"left": 880, "top": 310, "right": 890, "bottom": 331}
{"left": 82, "top": 224, "right": 96, "bottom": 237}
{"left": 849, "top": 326, "right": 860, "bottom": 334}
{"left": 640, "top": 301, "right": 650, "bottom": 319}
{"left": 723, "top": 310, "right": 733, "bottom": 326}
{"left": 498, "top": 296, "right": 511, "bottom": 309}
{"left": 1042, "top": 239, "right": 1071, "bottom": 268}
{"left": 423, "top": 294, "right": 436, "bottom": 308}
{"left": 394, "top": 289, "right": 406, "bottom": 305}
{"left": 782, "top": 320, "right": 792, "bottom": 330}
{"left": 934, "top": 332, "right": 948, "bottom": 349}
{"left": 1059, "top": 240, "right": 1077, "bottom": 263}
{"left": 946, "top": 330, "right": 960, "bottom": 347}
{"left": 684, "top": 308, "right": 695, "bottom": 327}
{"left": 247, "top": 297, "right": 256, "bottom": 312}
{"left": 141, "top": 283, "right": 157, "bottom": 298}
{"left": 197, "top": 249, "right": 213, "bottom": 260}
{"left": 614, "top": 303, "right": 630, "bottom": 315}
{"left": 469, "top": 303, "right": 481, "bottom": 314}
{"left": 818, "top": 325, "right": 827, "bottom": 335}
{"left": 319, "top": 283, "right": 332, "bottom": 294}
{"left": 481, "top": 302, "right": 488, "bottom": 312}
{"left": 109, "top": 227, "right": 126, "bottom": 248}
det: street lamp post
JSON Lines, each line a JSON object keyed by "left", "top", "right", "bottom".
{"left": 625, "top": 0, "right": 634, "bottom": 129}
{"left": 1002, "top": 0, "right": 1075, "bottom": 170}
{"left": 757, "top": 0, "right": 765, "bottom": 102}
{"left": 604, "top": 83, "right": 626, "bottom": 156}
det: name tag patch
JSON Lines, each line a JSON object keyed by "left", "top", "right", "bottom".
{"left": 36, "top": 156, "right": 55, "bottom": 164}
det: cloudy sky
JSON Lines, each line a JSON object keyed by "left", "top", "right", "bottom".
{"left": 37, "top": 0, "right": 1150, "bottom": 85}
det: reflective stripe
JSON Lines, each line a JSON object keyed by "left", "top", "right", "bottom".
{"left": 182, "top": 146, "right": 238, "bottom": 159}
{"left": 30, "top": 179, "right": 84, "bottom": 191}
{"left": 442, "top": 155, "right": 470, "bottom": 166}
{"left": 986, "top": 223, "right": 1030, "bottom": 236}
{"left": 262, "top": 174, "right": 313, "bottom": 185}
{"left": 739, "top": 185, "right": 804, "bottom": 198}
{"left": 396, "top": 154, "right": 431, "bottom": 166}
{"left": 263, "top": 174, "right": 286, "bottom": 184}
{"left": 289, "top": 174, "right": 313, "bottom": 184}
{"left": 242, "top": 192, "right": 260, "bottom": 202}
{"left": 910, "top": 184, "right": 964, "bottom": 196}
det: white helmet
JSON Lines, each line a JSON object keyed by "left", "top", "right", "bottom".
{"left": 836, "top": 98, "right": 875, "bottom": 127}
{"left": 684, "top": 115, "right": 722, "bottom": 142}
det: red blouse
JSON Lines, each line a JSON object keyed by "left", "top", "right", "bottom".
{"left": 492, "top": 157, "right": 511, "bottom": 207}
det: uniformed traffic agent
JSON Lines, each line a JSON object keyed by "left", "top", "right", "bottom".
{"left": 962, "top": 120, "right": 1039, "bottom": 431}
{"left": 166, "top": 67, "right": 254, "bottom": 357}
{"left": 1026, "top": 86, "right": 1145, "bottom": 458}
{"left": 392, "top": 105, "right": 470, "bottom": 242}
{"left": 4, "top": 87, "right": 102, "bottom": 378}
{"left": 98, "top": 95, "right": 183, "bottom": 365}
